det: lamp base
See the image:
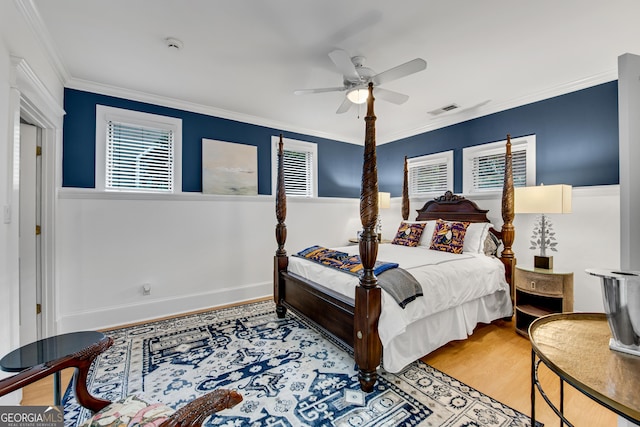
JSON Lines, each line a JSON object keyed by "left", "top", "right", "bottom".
{"left": 534, "top": 255, "right": 553, "bottom": 270}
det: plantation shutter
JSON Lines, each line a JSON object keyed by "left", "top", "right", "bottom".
{"left": 472, "top": 149, "right": 527, "bottom": 191}
{"left": 407, "top": 151, "right": 453, "bottom": 196}
{"left": 283, "top": 148, "right": 313, "bottom": 197}
{"left": 106, "top": 120, "right": 174, "bottom": 192}
{"left": 409, "top": 161, "right": 448, "bottom": 195}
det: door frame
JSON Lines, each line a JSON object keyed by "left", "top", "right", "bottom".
{"left": 19, "top": 122, "right": 40, "bottom": 344}
{"left": 11, "top": 56, "right": 64, "bottom": 338}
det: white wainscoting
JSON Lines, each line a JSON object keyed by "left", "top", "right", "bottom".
{"left": 56, "top": 185, "right": 618, "bottom": 332}
{"left": 56, "top": 190, "right": 360, "bottom": 332}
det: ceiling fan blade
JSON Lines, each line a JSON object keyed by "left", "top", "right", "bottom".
{"left": 374, "top": 87, "right": 410, "bottom": 105}
{"left": 294, "top": 86, "right": 346, "bottom": 95}
{"left": 371, "top": 58, "right": 427, "bottom": 86}
{"left": 336, "top": 97, "right": 353, "bottom": 114}
{"left": 328, "top": 49, "right": 360, "bottom": 81}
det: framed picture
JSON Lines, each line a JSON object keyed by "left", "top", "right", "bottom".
{"left": 202, "top": 139, "right": 257, "bottom": 195}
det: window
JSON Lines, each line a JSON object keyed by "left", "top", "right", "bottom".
{"left": 407, "top": 151, "right": 453, "bottom": 197}
{"left": 271, "top": 136, "right": 317, "bottom": 197}
{"left": 96, "top": 106, "right": 182, "bottom": 193}
{"left": 462, "top": 135, "right": 536, "bottom": 194}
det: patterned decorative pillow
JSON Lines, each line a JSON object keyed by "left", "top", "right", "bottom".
{"left": 429, "top": 219, "right": 470, "bottom": 254}
{"left": 483, "top": 231, "right": 502, "bottom": 257}
{"left": 391, "top": 221, "right": 426, "bottom": 247}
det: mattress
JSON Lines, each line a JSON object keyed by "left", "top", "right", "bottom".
{"left": 287, "top": 243, "right": 513, "bottom": 372}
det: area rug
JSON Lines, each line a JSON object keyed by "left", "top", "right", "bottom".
{"left": 64, "top": 300, "right": 536, "bottom": 426}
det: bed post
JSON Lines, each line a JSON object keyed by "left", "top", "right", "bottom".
{"left": 274, "top": 134, "right": 288, "bottom": 318}
{"left": 402, "top": 156, "right": 410, "bottom": 221}
{"left": 501, "top": 135, "right": 516, "bottom": 300}
{"left": 355, "top": 83, "right": 382, "bottom": 392}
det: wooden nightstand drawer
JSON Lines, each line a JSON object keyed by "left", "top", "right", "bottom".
{"left": 515, "top": 268, "right": 564, "bottom": 296}
{"left": 514, "top": 266, "right": 574, "bottom": 337}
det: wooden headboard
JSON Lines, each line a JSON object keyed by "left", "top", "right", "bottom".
{"left": 415, "top": 191, "right": 490, "bottom": 223}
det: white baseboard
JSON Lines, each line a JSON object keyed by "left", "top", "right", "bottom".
{"left": 58, "top": 281, "right": 272, "bottom": 332}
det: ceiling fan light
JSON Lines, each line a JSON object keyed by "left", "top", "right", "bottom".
{"left": 347, "top": 88, "right": 369, "bottom": 104}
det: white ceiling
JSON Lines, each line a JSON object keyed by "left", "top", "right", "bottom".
{"left": 30, "top": 0, "right": 640, "bottom": 144}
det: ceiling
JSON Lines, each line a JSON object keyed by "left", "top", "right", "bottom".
{"left": 29, "top": 0, "right": 640, "bottom": 144}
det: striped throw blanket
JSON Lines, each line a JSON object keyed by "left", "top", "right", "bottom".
{"left": 295, "top": 245, "right": 398, "bottom": 276}
{"left": 295, "top": 245, "right": 423, "bottom": 308}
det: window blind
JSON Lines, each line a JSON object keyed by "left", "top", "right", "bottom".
{"left": 407, "top": 152, "right": 452, "bottom": 196}
{"left": 472, "top": 149, "right": 527, "bottom": 191}
{"left": 106, "top": 121, "right": 174, "bottom": 192}
{"left": 409, "top": 160, "right": 449, "bottom": 195}
{"left": 283, "top": 149, "right": 313, "bottom": 197}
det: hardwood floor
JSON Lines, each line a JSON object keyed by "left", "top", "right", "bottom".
{"left": 20, "top": 369, "right": 74, "bottom": 406}
{"left": 20, "top": 310, "right": 618, "bottom": 426}
{"left": 421, "top": 318, "right": 618, "bottom": 426}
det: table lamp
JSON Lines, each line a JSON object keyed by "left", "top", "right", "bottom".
{"left": 376, "top": 192, "right": 391, "bottom": 241}
{"left": 515, "top": 184, "right": 572, "bottom": 269}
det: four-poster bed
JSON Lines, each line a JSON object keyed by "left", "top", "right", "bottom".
{"left": 274, "top": 83, "right": 516, "bottom": 392}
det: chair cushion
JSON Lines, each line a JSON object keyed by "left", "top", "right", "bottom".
{"left": 80, "top": 395, "right": 175, "bottom": 427}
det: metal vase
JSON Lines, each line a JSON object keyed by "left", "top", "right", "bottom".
{"left": 586, "top": 269, "right": 640, "bottom": 356}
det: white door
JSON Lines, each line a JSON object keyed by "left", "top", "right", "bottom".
{"left": 19, "top": 123, "right": 41, "bottom": 345}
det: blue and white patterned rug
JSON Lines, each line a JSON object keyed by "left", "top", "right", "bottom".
{"left": 64, "top": 300, "right": 536, "bottom": 426}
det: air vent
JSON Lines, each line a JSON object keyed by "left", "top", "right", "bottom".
{"left": 428, "top": 103, "right": 460, "bottom": 116}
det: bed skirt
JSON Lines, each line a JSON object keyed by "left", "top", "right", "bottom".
{"left": 382, "top": 289, "right": 512, "bottom": 373}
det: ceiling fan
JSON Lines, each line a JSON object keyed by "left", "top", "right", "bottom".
{"left": 294, "top": 49, "right": 427, "bottom": 114}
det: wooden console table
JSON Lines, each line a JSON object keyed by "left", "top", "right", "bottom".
{"left": 529, "top": 313, "right": 640, "bottom": 426}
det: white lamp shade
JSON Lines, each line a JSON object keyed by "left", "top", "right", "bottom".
{"left": 515, "top": 184, "right": 572, "bottom": 214}
{"left": 378, "top": 192, "right": 391, "bottom": 209}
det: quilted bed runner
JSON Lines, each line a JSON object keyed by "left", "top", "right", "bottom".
{"left": 295, "top": 245, "right": 423, "bottom": 307}
{"left": 295, "top": 245, "right": 399, "bottom": 276}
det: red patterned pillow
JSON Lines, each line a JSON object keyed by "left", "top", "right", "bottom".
{"left": 391, "top": 221, "right": 426, "bottom": 247}
{"left": 429, "top": 219, "right": 470, "bottom": 254}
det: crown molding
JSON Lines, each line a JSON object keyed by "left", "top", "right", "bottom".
{"left": 15, "top": 0, "right": 70, "bottom": 86}
{"left": 11, "top": 56, "right": 66, "bottom": 123}
{"left": 65, "top": 77, "right": 361, "bottom": 146}
{"left": 67, "top": 67, "right": 616, "bottom": 148}
{"left": 378, "top": 69, "right": 618, "bottom": 145}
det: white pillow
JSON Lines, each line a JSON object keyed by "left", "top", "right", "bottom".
{"left": 418, "top": 221, "right": 436, "bottom": 246}
{"left": 463, "top": 222, "right": 493, "bottom": 254}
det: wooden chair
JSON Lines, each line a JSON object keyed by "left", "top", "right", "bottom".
{"left": 0, "top": 335, "right": 242, "bottom": 426}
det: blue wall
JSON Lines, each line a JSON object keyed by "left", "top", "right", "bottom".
{"left": 62, "top": 89, "right": 363, "bottom": 197}
{"left": 378, "top": 81, "right": 619, "bottom": 195}
{"left": 63, "top": 82, "right": 619, "bottom": 198}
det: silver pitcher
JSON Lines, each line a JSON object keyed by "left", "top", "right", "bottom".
{"left": 586, "top": 269, "right": 640, "bottom": 356}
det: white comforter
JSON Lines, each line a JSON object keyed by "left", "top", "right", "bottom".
{"left": 288, "top": 243, "right": 512, "bottom": 371}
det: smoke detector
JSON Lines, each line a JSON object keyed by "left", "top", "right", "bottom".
{"left": 165, "top": 37, "right": 183, "bottom": 50}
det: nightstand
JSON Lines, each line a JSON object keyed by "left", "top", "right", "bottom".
{"left": 514, "top": 266, "right": 573, "bottom": 337}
